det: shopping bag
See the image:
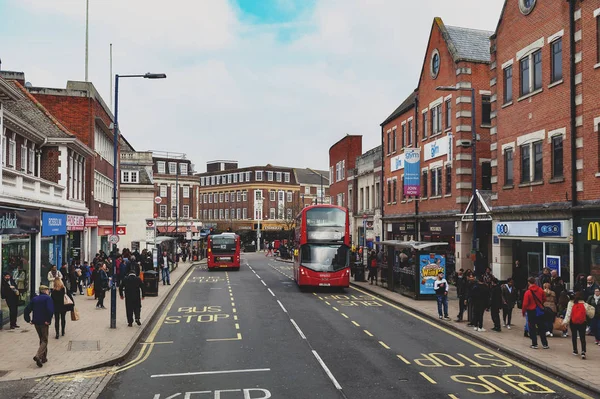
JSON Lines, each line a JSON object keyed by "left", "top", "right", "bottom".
{"left": 71, "top": 307, "right": 80, "bottom": 321}
{"left": 64, "top": 293, "right": 73, "bottom": 306}
{"left": 87, "top": 285, "right": 94, "bottom": 297}
{"left": 552, "top": 317, "right": 566, "bottom": 332}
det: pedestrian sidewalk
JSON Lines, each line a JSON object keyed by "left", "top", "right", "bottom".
{"left": 351, "top": 279, "right": 600, "bottom": 395}
{"left": 0, "top": 260, "right": 201, "bottom": 382}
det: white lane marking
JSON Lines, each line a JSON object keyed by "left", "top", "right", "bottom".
{"left": 277, "top": 300, "right": 287, "bottom": 313}
{"left": 256, "top": 274, "right": 261, "bottom": 279}
{"left": 268, "top": 288, "right": 275, "bottom": 297}
{"left": 209, "top": 288, "right": 223, "bottom": 290}
{"left": 261, "top": 280, "right": 267, "bottom": 286}
{"left": 150, "top": 368, "right": 271, "bottom": 378}
{"left": 290, "top": 319, "right": 306, "bottom": 340}
{"left": 312, "top": 350, "right": 342, "bottom": 390}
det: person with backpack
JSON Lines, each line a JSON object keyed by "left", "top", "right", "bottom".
{"left": 562, "top": 291, "right": 594, "bottom": 359}
{"left": 522, "top": 277, "right": 549, "bottom": 349}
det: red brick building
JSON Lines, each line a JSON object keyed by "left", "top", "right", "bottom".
{"left": 26, "top": 80, "right": 119, "bottom": 256}
{"left": 490, "top": 0, "right": 600, "bottom": 283}
{"left": 329, "top": 135, "right": 362, "bottom": 209}
{"left": 381, "top": 18, "right": 494, "bottom": 273}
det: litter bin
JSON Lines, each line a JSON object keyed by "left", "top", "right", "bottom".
{"left": 144, "top": 270, "right": 159, "bottom": 297}
{"left": 353, "top": 262, "right": 366, "bottom": 282}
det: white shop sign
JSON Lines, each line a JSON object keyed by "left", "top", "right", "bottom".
{"left": 390, "top": 153, "right": 405, "bottom": 172}
{"left": 494, "top": 220, "right": 569, "bottom": 238}
{"left": 424, "top": 134, "right": 452, "bottom": 162}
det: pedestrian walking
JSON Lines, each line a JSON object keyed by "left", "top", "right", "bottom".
{"left": 583, "top": 276, "right": 598, "bottom": 302}
{"left": 367, "top": 250, "right": 378, "bottom": 285}
{"left": 95, "top": 263, "right": 109, "bottom": 309}
{"left": 469, "top": 275, "right": 490, "bottom": 332}
{"left": 59, "top": 262, "right": 69, "bottom": 289}
{"left": 82, "top": 260, "right": 91, "bottom": 288}
{"left": 47, "top": 265, "right": 62, "bottom": 289}
{"left": 455, "top": 269, "right": 467, "bottom": 322}
{"left": 542, "top": 282, "right": 557, "bottom": 337}
{"left": 434, "top": 272, "right": 450, "bottom": 320}
{"left": 464, "top": 270, "right": 476, "bottom": 326}
{"left": 512, "top": 260, "right": 528, "bottom": 306}
{"left": 557, "top": 290, "right": 570, "bottom": 338}
{"left": 50, "top": 278, "right": 73, "bottom": 339}
{"left": 160, "top": 251, "right": 173, "bottom": 285}
{"left": 563, "top": 291, "right": 594, "bottom": 359}
{"left": 522, "top": 277, "right": 549, "bottom": 350}
{"left": 585, "top": 287, "right": 600, "bottom": 346}
{"left": 1, "top": 272, "right": 20, "bottom": 329}
{"left": 490, "top": 278, "right": 503, "bottom": 332}
{"left": 550, "top": 270, "right": 565, "bottom": 304}
{"left": 68, "top": 262, "right": 78, "bottom": 296}
{"left": 23, "top": 285, "right": 54, "bottom": 367}
{"left": 119, "top": 270, "right": 146, "bottom": 327}
{"left": 501, "top": 278, "right": 518, "bottom": 329}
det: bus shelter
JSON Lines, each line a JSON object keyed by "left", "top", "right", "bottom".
{"left": 378, "top": 240, "right": 449, "bottom": 300}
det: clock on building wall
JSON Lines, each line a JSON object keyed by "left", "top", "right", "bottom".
{"left": 519, "top": 0, "right": 536, "bottom": 15}
{"left": 431, "top": 49, "right": 440, "bottom": 79}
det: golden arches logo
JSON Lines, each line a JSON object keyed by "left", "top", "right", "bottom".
{"left": 588, "top": 222, "right": 600, "bottom": 241}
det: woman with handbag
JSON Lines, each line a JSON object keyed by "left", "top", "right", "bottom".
{"left": 51, "top": 278, "right": 74, "bottom": 339}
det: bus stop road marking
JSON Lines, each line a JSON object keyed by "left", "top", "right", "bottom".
{"left": 206, "top": 333, "right": 243, "bottom": 342}
{"left": 397, "top": 354, "right": 411, "bottom": 365}
{"left": 150, "top": 368, "right": 271, "bottom": 378}
{"left": 379, "top": 341, "right": 391, "bottom": 350}
{"left": 349, "top": 286, "right": 594, "bottom": 399}
{"left": 420, "top": 372, "right": 437, "bottom": 385}
{"left": 351, "top": 321, "right": 360, "bottom": 327}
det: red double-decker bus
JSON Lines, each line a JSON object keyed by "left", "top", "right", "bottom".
{"left": 207, "top": 233, "right": 241, "bottom": 270}
{"left": 293, "top": 205, "right": 350, "bottom": 289}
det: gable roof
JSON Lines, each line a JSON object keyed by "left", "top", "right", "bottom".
{"left": 380, "top": 91, "right": 417, "bottom": 126}
{"left": 445, "top": 25, "right": 493, "bottom": 63}
{"left": 295, "top": 168, "right": 329, "bottom": 186}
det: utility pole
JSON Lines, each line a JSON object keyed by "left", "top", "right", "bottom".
{"left": 85, "top": 0, "right": 89, "bottom": 82}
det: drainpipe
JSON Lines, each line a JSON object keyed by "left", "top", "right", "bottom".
{"left": 568, "top": 0, "right": 578, "bottom": 278}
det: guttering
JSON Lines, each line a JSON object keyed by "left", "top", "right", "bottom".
{"left": 568, "top": 0, "right": 577, "bottom": 209}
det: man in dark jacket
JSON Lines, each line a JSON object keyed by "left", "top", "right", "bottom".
{"left": 512, "top": 260, "right": 528, "bottom": 306}
{"left": 119, "top": 271, "right": 145, "bottom": 327}
{"left": 455, "top": 269, "right": 467, "bottom": 322}
{"left": 490, "top": 278, "right": 503, "bottom": 332}
{"left": 1, "top": 272, "right": 20, "bottom": 329}
{"left": 469, "top": 275, "right": 490, "bottom": 332}
{"left": 24, "top": 285, "right": 54, "bottom": 367}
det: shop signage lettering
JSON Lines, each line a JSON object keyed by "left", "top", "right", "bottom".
{"left": 84, "top": 216, "right": 98, "bottom": 227}
{"left": 424, "top": 135, "right": 451, "bottom": 162}
{"left": 537, "top": 222, "right": 561, "bottom": 237}
{"left": 496, "top": 224, "right": 510, "bottom": 235}
{"left": 588, "top": 222, "right": 600, "bottom": 241}
{"left": 390, "top": 153, "right": 405, "bottom": 172}
{"left": 0, "top": 207, "right": 40, "bottom": 235}
{"left": 403, "top": 148, "right": 421, "bottom": 196}
{"left": 42, "top": 212, "right": 67, "bottom": 237}
{"left": 0, "top": 213, "right": 18, "bottom": 230}
{"left": 67, "top": 215, "right": 85, "bottom": 231}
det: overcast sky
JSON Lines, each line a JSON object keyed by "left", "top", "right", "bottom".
{"left": 0, "top": 0, "right": 504, "bottom": 172}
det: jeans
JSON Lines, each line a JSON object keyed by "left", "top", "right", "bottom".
{"left": 161, "top": 267, "right": 170, "bottom": 284}
{"left": 526, "top": 310, "right": 548, "bottom": 347}
{"left": 436, "top": 294, "right": 448, "bottom": 317}
{"left": 570, "top": 322, "right": 587, "bottom": 353}
{"left": 502, "top": 305, "right": 514, "bottom": 326}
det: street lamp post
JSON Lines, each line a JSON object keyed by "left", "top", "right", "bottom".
{"left": 111, "top": 72, "right": 166, "bottom": 329}
{"left": 256, "top": 198, "right": 263, "bottom": 253}
{"left": 436, "top": 85, "right": 478, "bottom": 274}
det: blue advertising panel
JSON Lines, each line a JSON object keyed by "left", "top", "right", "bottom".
{"left": 538, "top": 222, "right": 561, "bottom": 237}
{"left": 419, "top": 254, "right": 446, "bottom": 295}
{"left": 403, "top": 148, "right": 421, "bottom": 196}
{"left": 42, "top": 212, "right": 67, "bottom": 237}
{"left": 545, "top": 255, "right": 561, "bottom": 276}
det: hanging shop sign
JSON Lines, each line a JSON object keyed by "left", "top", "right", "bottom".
{"left": 42, "top": 212, "right": 67, "bottom": 237}
{"left": 84, "top": 216, "right": 98, "bottom": 227}
{"left": 0, "top": 207, "right": 40, "bottom": 235}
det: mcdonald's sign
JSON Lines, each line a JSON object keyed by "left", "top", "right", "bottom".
{"left": 588, "top": 222, "right": 600, "bottom": 241}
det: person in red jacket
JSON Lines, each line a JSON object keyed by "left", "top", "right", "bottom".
{"left": 522, "top": 277, "right": 549, "bottom": 349}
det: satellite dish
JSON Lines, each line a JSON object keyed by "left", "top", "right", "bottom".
{"left": 25, "top": 82, "right": 33, "bottom": 88}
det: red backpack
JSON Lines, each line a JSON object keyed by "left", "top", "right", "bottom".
{"left": 571, "top": 303, "right": 586, "bottom": 324}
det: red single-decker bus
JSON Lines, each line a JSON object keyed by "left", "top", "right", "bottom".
{"left": 293, "top": 205, "right": 350, "bottom": 288}
{"left": 207, "top": 233, "right": 241, "bottom": 270}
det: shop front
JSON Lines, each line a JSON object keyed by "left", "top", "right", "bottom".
{"left": 420, "top": 220, "right": 456, "bottom": 271}
{"left": 0, "top": 206, "right": 40, "bottom": 323}
{"left": 66, "top": 214, "right": 85, "bottom": 264}
{"left": 40, "top": 212, "right": 67, "bottom": 286}
{"left": 492, "top": 219, "right": 571, "bottom": 284}
{"left": 574, "top": 215, "right": 600, "bottom": 283}
{"left": 387, "top": 221, "right": 416, "bottom": 241}
{"left": 99, "top": 226, "right": 113, "bottom": 254}
{"left": 358, "top": 219, "right": 376, "bottom": 250}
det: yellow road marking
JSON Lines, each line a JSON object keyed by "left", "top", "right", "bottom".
{"left": 313, "top": 292, "right": 317, "bottom": 296}
{"left": 340, "top": 313, "right": 349, "bottom": 319}
{"left": 318, "top": 297, "right": 324, "bottom": 300}
{"left": 114, "top": 266, "right": 196, "bottom": 373}
{"left": 379, "top": 341, "right": 390, "bottom": 350}
{"left": 350, "top": 286, "right": 593, "bottom": 399}
{"left": 235, "top": 323, "right": 240, "bottom": 330}
{"left": 231, "top": 302, "right": 235, "bottom": 306}
{"left": 396, "top": 354, "right": 411, "bottom": 365}
{"left": 139, "top": 341, "right": 173, "bottom": 345}
{"left": 324, "top": 301, "right": 331, "bottom": 305}
{"left": 332, "top": 306, "right": 339, "bottom": 311}
{"left": 363, "top": 330, "right": 373, "bottom": 337}
{"left": 207, "top": 333, "right": 242, "bottom": 342}
{"left": 233, "top": 308, "right": 237, "bottom": 313}
{"left": 351, "top": 321, "right": 360, "bottom": 327}
{"left": 448, "top": 395, "right": 459, "bottom": 399}
{"left": 420, "top": 371, "right": 437, "bottom": 385}
{"left": 234, "top": 315, "right": 238, "bottom": 320}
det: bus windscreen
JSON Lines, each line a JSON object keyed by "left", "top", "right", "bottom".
{"left": 300, "top": 244, "right": 349, "bottom": 272}
{"left": 306, "top": 208, "right": 345, "bottom": 227}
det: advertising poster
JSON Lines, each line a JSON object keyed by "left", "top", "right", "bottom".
{"left": 419, "top": 254, "right": 446, "bottom": 295}
{"left": 403, "top": 148, "right": 421, "bottom": 196}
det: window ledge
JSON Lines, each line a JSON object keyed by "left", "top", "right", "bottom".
{"left": 444, "top": 193, "right": 452, "bottom": 197}
{"left": 429, "top": 195, "right": 443, "bottom": 200}
{"left": 519, "top": 180, "right": 544, "bottom": 188}
{"left": 481, "top": 123, "right": 492, "bottom": 129}
{"left": 517, "top": 88, "right": 543, "bottom": 102}
{"left": 503, "top": 184, "right": 514, "bottom": 190}
{"left": 548, "top": 79, "right": 564, "bottom": 89}
{"left": 594, "top": 63, "right": 600, "bottom": 70}
{"left": 430, "top": 132, "right": 443, "bottom": 139}
{"left": 502, "top": 101, "right": 513, "bottom": 109}
{"left": 549, "top": 177, "right": 565, "bottom": 184}
{"left": 595, "top": 173, "right": 600, "bottom": 178}
{"left": 444, "top": 127, "right": 452, "bottom": 133}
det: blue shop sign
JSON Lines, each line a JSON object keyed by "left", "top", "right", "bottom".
{"left": 42, "top": 212, "right": 67, "bottom": 237}
{"left": 538, "top": 222, "right": 561, "bottom": 237}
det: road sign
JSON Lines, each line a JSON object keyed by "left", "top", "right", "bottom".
{"left": 108, "top": 234, "right": 120, "bottom": 244}
{"left": 116, "top": 226, "right": 127, "bottom": 235}
{"left": 154, "top": 196, "right": 162, "bottom": 204}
